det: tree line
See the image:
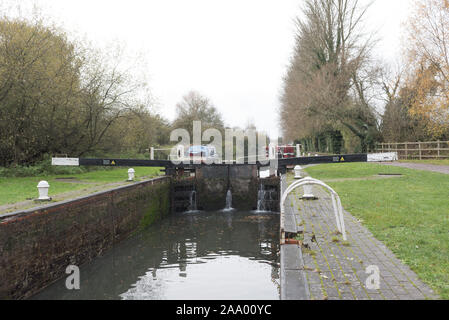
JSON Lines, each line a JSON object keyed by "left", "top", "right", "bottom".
{"left": 0, "top": 13, "right": 230, "bottom": 167}
{"left": 280, "top": 0, "right": 449, "bottom": 154}
{"left": 0, "top": 14, "right": 173, "bottom": 167}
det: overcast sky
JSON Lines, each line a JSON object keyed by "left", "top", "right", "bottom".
{"left": 17, "top": 0, "right": 413, "bottom": 139}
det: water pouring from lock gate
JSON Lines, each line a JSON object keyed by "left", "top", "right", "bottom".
{"left": 223, "top": 190, "right": 234, "bottom": 212}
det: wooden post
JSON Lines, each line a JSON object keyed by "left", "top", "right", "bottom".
{"left": 437, "top": 141, "right": 441, "bottom": 158}
{"left": 405, "top": 143, "right": 408, "bottom": 160}
{"left": 418, "top": 141, "right": 422, "bottom": 160}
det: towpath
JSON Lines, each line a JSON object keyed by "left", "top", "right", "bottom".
{"left": 281, "top": 174, "right": 438, "bottom": 300}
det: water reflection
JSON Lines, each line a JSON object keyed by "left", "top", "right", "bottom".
{"left": 32, "top": 211, "right": 280, "bottom": 300}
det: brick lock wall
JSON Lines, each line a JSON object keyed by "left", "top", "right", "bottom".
{"left": 0, "top": 177, "right": 171, "bottom": 300}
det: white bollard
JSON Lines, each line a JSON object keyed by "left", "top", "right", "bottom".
{"left": 296, "top": 144, "right": 301, "bottom": 157}
{"left": 37, "top": 181, "right": 51, "bottom": 201}
{"left": 127, "top": 168, "right": 135, "bottom": 181}
{"left": 150, "top": 147, "right": 155, "bottom": 160}
{"left": 294, "top": 165, "right": 303, "bottom": 179}
{"left": 302, "top": 184, "right": 316, "bottom": 200}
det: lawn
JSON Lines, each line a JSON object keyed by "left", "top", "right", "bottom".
{"left": 304, "top": 163, "right": 449, "bottom": 299}
{"left": 0, "top": 167, "right": 162, "bottom": 207}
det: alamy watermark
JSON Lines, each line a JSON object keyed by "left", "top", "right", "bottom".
{"left": 65, "top": 265, "right": 80, "bottom": 290}
{"left": 169, "top": 121, "right": 278, "bottom": 169}
{"left": 365, "top": 265, "right": 380, "bottom": 290}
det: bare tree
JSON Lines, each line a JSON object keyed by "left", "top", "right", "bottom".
{"left": 280, "top": 0, "right": 380, "bottom": 152}
{"left": 172, "top": 91, "right": 224, "bottom": 138}
{"left": 405, "top": 0, "right": 449, "bottom": 137}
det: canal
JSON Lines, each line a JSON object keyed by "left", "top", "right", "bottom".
{"left": 32, "top": 210, "right": 280, "bottom": 300}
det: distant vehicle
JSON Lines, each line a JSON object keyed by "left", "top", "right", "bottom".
{"left": 186, "top": 145, "right": 219, "bottom": 162}
{"left": 265, "top": 145, "right": 296, "bottom": 159}
{"left": 278, "top": 145, "right": 296, "bottom": 158}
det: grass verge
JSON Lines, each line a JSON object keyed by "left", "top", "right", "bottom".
{"left": 304, "top": 163, "right": 449, "bottom": 299}
{"left": 0, "top": 167, "right": 162, "bottom": 207}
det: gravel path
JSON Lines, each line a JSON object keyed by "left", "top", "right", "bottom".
{"left": 381, "top": 162, "right": 449, "bottom": 175}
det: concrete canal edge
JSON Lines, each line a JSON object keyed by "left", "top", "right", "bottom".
{"left": 280, "top": 244, "right": 310, "bottom": 300}
{"left": 0, "top": 177, "right": 171, "bottom": 300}
{"left": 279, "top": 173, "right": 311, "bottom": 300}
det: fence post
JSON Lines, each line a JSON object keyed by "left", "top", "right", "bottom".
{"left": 438, "top": 141, "right": 441, "bottom": 158}
{"left": 405, "top": 143, "right": 408, "bottom": 160}
{"left": 418, "top": 141, "right": 422, "bottom": 160}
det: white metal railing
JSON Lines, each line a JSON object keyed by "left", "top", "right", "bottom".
{"left": 280, "top": 177, "right": 347, "bottom": 241}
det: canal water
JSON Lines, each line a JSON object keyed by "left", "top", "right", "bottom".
{"left": 32, "top": 210, "right": 280, "bottom": 300}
